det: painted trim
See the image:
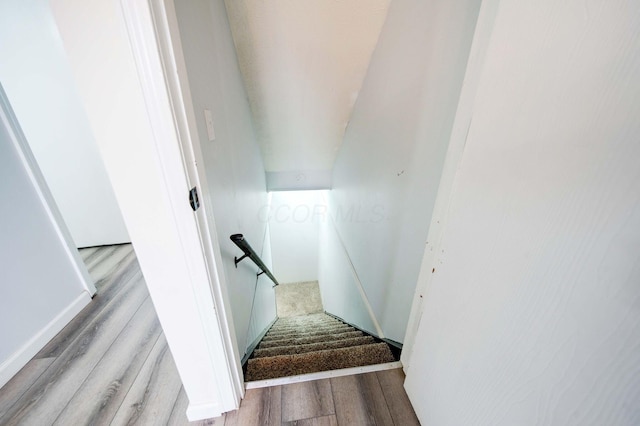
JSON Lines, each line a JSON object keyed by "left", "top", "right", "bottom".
{"left": 0, "top": 293, "right": 91, "bottom": 388}
{"left": 0, "top": 86, "right": 96, "bottom": 297}
{"left": 119, "top": 0, "right": 244, "bottom": 417}
{"left": 324, "top": 311, "right": 402, "bottom": 361}
{"left": 382, "top": 337, "right": 403, "bottom": 350}
{"left": 323, "top": 311, "right": 380, "bottom": 339}
{"left": 400, "top": 0, "right": 501, "bottom": 373}
{"left": 0, "top": 84, "right": 94, "bottom": 386}
{"left": 78, "top": 242, "right": 132, "bottom": 250}
{"left": 186, "top": 401, "right": 223, "bottom": 422}
{"left": 245, "top": 361, "right": 403, "bottom": 389}
{"left": 149, "top": 0, "right": 245, "bottom": 404}
{"left": 321, "top": 192, "right": 385, "bottom": 338}
{"left": 149, "top": 0, "right": 245, "bottom": 406}
{"left": 241, "top": 317, "right": 278, "bottom": 366}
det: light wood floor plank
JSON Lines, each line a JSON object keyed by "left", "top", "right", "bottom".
{"left": 282, "top": 414, "right": 338, "bottom": 426}
{"left": 281, "top": 379, "right": 334, "bottom": 422}
{"left": 376, "top": 369, "right": 420, "bottom": 425}
{"left": 224, "top": 386, "right": 281, "bottom": 426}
{"left": 110, "top": 334, "right": 183, "bottom": 425}
{"left": 167, "top": 388, "right": 191, "bottom": 426}
{"left": 0, "top": 244, "right": 199, "bottom": 426}
{"left": 331, "top": 373, "right": 394, "bottom": 426}
{"left": 224, "top": 409, "right": 238, "bottom": 425}
{"left": 35, "top": 249, "right": 139, "bottom": 359}
{"left": 0, "top": 270, "right": 149, "bottom": 425}
{"left": 1, "top": 245, "right": 422, "bottom": 426}
{"left": 52, "top": 297, "right": 162, "bottom": 426}
{"left": 0, "top": 357, "right": 54, "bottom": 418}
{"left": 80, "top": 245, "right": 128, "bottom": 282}
{"left": 168, "top": 388, "right": 226, "bottom": 426}
{"left": 84, "top": 245, "right": 134, "bottom": 288}
{"left": 78, "top": 246, "right": 101, "bottom": 262}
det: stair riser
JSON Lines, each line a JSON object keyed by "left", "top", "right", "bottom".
{"left": 258, "top": 331, "right": 364, "bottom": 348}
{"left": 268, "top": 320, "right": 345, "bottom": 330}
{"left": 268, "top": 321, "right": 343, "bottom": 332}
{"left": 252, "top": 336, "right": 376, "bottom": 358}
{"left": 264, "top": 325, "right": 352, "bottom": 339}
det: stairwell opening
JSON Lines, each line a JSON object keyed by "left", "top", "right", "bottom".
{"left": 242, "top": 190, "right": 400, "bottom": 383}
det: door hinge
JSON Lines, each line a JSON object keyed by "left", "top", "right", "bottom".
{"left": 189, "top": 187, "right": 200, "bottom": 211}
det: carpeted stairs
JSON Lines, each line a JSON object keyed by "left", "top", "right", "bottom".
{"left": 245, "top": 313, "right": 395, "bottom": 381}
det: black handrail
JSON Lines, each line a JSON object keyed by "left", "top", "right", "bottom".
{"left": 230, "top": 234, "right": 279, "bottom": 286}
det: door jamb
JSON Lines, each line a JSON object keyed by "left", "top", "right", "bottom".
{"left": 149, "top": 0, "right": 245, "bottom": 399}
{"left": 400, "top": 0, "right": 501, "bottom": 372}
{"left": 119, "top": 0, "right": 244, "bottom": 415}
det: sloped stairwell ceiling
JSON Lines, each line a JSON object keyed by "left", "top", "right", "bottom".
{"left": 224, "top": 0, "right": 390, "bottom": 182}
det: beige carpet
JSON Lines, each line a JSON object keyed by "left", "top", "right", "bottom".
{"left": 245, "top": 313, "right": 395, "bottom": 381}
{"left": 274, "top": 281, "right": 324, "bottom": 317}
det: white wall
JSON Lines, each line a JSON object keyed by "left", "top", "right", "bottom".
{"left": 318, "top": 210, "right": 379, "bottom": 337}
{"left": 0, "top": 88, "right": 92, "bottom": 387}
{"left": 246, "top": 222, "right": 277, "bottom": 346}
{"left": 268, "top": 191, "right": 322, "bottom": 284}
{"left": 173, "top": 0, "right": 276, "bottom": 355}
{"left": 0, "top": 0, "right": 129, "bottom": 248}
{"left": 321, "top": 0, "right": 482, "bottom": 342}
{"left": 405, "top": 0, "right": 640, "bottom": 424}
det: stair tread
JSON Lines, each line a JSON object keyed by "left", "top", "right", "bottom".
{"left": 252, "top": 336, "right": 376, "bottom": 358}
{"left": 245, "top": 342, "right": 395, "bottom": 381}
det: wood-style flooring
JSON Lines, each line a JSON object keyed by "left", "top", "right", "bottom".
{"left": 0, "top": 245, "right": 197, "bottom": 425}
{"left": 228, "top": 368, "right": 420, "bottom": 426}
{"left": 0, "top": 244, "right": 420, "bottom": 425}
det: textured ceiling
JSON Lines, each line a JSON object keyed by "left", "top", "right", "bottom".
{"left": 224, "top": 0, "right": 390, "bottom": 173}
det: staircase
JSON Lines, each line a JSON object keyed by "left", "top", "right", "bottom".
{"left": 245, "top": 313, "right": 395, "bottom": 381}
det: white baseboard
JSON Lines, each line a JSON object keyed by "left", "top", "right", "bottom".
{"left": 0, "top": 292, "right": 92, "bottom": 388}
{"left": 186, "top": 401, "right": 223, "bottom": 422}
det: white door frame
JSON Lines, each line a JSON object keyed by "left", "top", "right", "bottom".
{"left": 119, "top": 0, "right": 244, "bottom": 415}
{"left": 400, "top": 0, "right": 501, "bottom": 372}
{"left": 148, "top": 0, "right": 245, "bottom": 399}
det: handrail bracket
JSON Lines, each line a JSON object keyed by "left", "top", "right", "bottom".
{"left": 234, "top": 254, "right": 249, "bottom": 267}
{"left": 230, "top": 234, "right": 280, "bottom": 286}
